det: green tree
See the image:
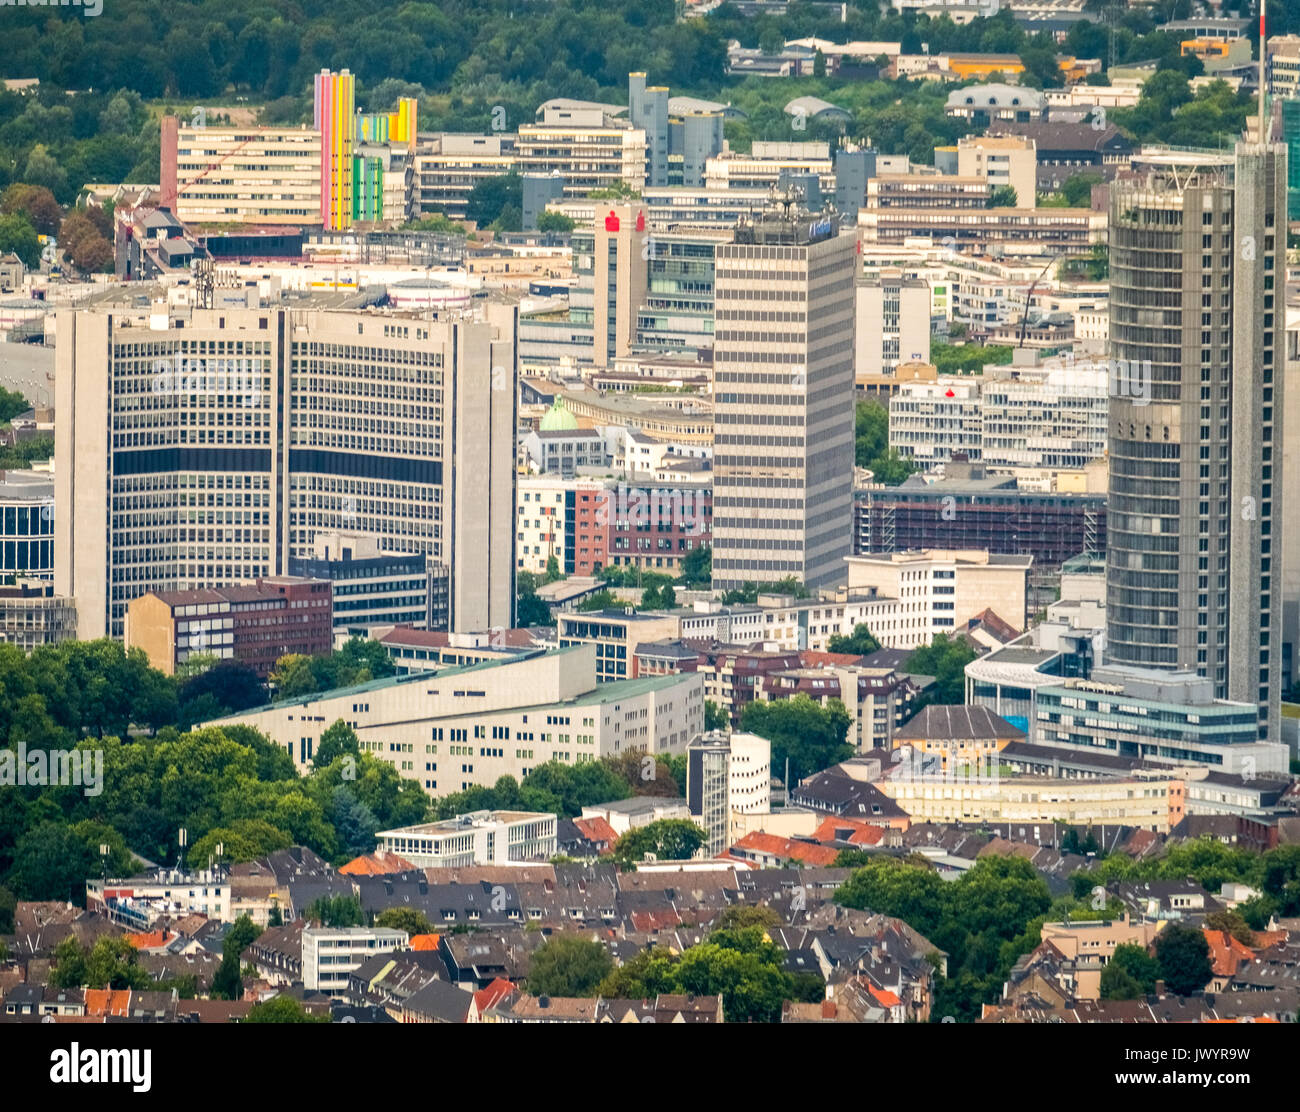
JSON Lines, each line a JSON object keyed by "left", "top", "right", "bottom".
{"left": 244, "top": 996, "right": 330, "bottom": 1023}
{"left": 375, "top": 907, "right": 432, "bottom": 936}
{"left": 703, "top": 699, "right": 729, "bottom": 732}
{"left": 826, "top": 623, "right": 881, "bottom": 657}
{"left": 315, "top": 719, "right": 360, "bottom": 767}
{"left": 212, "top": 913, "right": 262, "bottom": 1000}
{"left": 0, "top": 212, "right": 40, "bottom": 269}
{"left": 740, "top": 694, "right": 853, "bottom": 783}
{"left": 306, "top": 894, "right": 366, "bottom": 928}
{"left": 1204, "top": 909, "right": 1254, "bottom": 946}
{"left": 536, "top": 210, "right": 576, "bottom": 232}
{"left": 1153, "top": 925, "right": 1213, "bottom": 996}
{"left": 403, "top": 212, "right": 466, "bottom": 234}
{"left": 988, "top": 185, "right": 1018, "bottom": 208}
{"left": 52, "top": 936, "right": 150, "bottom": 990}
{"left": 467, "top": 171, "right": 522, "bottom": 229}
{"left": 1, "top": 183, "right": 61, "bottom": 236}
{"left": 679, "top": 543, "right": 712, "bottom": 588}
{"left": 905, "top": 635, "right": 978, "bottom": 705}
{"left": 527, "top": 934, "right": 614, "bottom": 997}
{"left": 1108, "top": 942, "right": 1159, "bottom": 994}
{"left": 1099, "top": 962, "right": 1144, "bottom": 1001}
{"left": 611, "top": 818, "right": 708, "bottom": 867}
{"left": 189, "top": 819, "right": 292, "bottom": 867}
{"left": 715, "top": 904, "right": 781, "bottom": 931}
{"left": 1061, "top": 171, "right": 1103, "bottom": 208}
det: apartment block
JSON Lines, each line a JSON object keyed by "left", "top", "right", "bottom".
{"left": 0, "top": 582, "right": 78, "bottom": 650}
{"left": 170, "top": 126, "right": 322, "bottom": 226}
{"left": 515, "top": 105, "right": 647, "bottom": 197}
{"left": 125, "top": 576, "right": 333, "bottom": 678}
{"left": 415, "top": 134, "right": 517, "bottom": 221}
{"left": 376, "top": 811, "right": 558, "bottom": 868}
{"left": 859, "top": 203, "right": 1104, "bottom": 253}
{"left": 208, "top": 644, "right": 704, "bottom": 794}
{"left": 686, "top": 730, "right": 771, "bottom": 856}
{"left": 956, "top": 134, "right": 1038, "bottom": 207}
{"left": 845, "top": 549, "right": 1032, "bottom": 641}
{"left": 877, "top": 772, "right": 1187, "bottom": 833}
{"left": 303, "top": 926, "right": 407, "bottom": 993}
{"left": 288, "top": 532, "right": 433, "bottom": 640}
{"left": 853, "top": 469, "right": 1107, "bottom": 571}
{"left": 855, "top": 274, "right": 931, "bottom": 379}
{"left": 0, "top": 470, "right": 54, "bottom": 581}
{"left": 55, "top": 303, "right": 517, "bottom": 639}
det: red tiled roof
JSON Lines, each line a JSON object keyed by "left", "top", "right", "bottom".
{"left": 339, "top": 851, "right": 416, "bottom": 876}
{"left": 810, "top": 816, "right": 888, "bottom": 846}
{"left": 867, "top": 984, "right": 902, "bottom": 1008}
{"left": 572, "top": 816, "right": 619, "bottom": 848}
{"left": 799, "top": 650, "right": 873, "bottom": 667}
{"left": 1204, "top": 930, "right": 1255, "bottom": 978}
{"left": 630, "top": 909, "right": 684, "bottom": 932}
{"left": 410, "top": 934, "right": 442, "bottom": 951}
{"left": 125, "top": 930, "right": 172, "bottom": 950}
{"left": 473, "top": 976, "right": 516, "bottom": 1015}
{"left": 84, "top": 989, "right": 131, "bottom": 1017}
{"left": 730, "top": 832, "right": 840, "bottom": 867}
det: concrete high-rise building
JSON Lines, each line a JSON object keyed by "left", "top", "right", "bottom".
{"left": 629, "top": 73, "right": 670, "bottom": 188}
{"left": 686, "top": 731, "right": 771, "bottom": 856}
{"left": 568, "top": 203, "right": 649, "bottom": 368}
{"left": 711, "top": 203, "right": 856, "bottom": 591}
{"left": 522, "top": 172, "right": 566, "bottom": 230}
{"left": 167, "top": 126, "right": 322, "bottom": 226}
{"left": 855, "top": 273, "right": 930, "bottom": 379}
{"left": 55, "top": 304, "right": 517, "bottom": 640}
{"left": 314, "top": 69, "right": 356, "bottom": 231}
{"left": 516, "top": 105, "right": 646, "bottom": 197}
{"left": 676, "top": 112, "right": 724, "bottom": 188}
{"left": 1105, "top": 137, "right": 1287, "bottom": 742}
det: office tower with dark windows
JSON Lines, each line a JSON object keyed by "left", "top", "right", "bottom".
{"left": 711, "top": 201, "right": 857, "bottom": 591}
{"left": 1105, "top": 133, "right": 1286, "bottom": 742}
{"left": 55, "top": 304, "right": 517, "bottom": 641}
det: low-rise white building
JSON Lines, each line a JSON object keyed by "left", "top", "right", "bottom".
{"left": 375, "top": 810, "right": 557, "bottom": 868}
{"left": 303, "top": 926, "right": 408, "bottom": 993}
{"left": 207, "top": 645, "right": 704, "bottom": 798}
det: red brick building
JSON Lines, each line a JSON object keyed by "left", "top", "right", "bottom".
{"left": 126, "top": 576, "right": 334, "bottom": 678}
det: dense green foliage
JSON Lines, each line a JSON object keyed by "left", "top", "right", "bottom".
{"left": 854, "top": 401, "right": 917, "bottom": 485}
{"left": 268, "top": 636, "right": 395, "bottom": 702}
{"left": 0, "top": 639, "right": 433, "bottom": 902}
{"left": 826, "top": 623, "right": 882, "bottom": 658}
{"left": 1069, "top": 841, "right": 1300, "bottom": 930}
{"left": 597, "top": 922, "right": 822, "bottom": 1022}
{"left": 740, "top": 693, "right": 853, "bottom": 783}
{"left": 430, "top": 748, "right": 681, "bottom": 821}
{"left": 1152, "top": 925, "right": 1213, "bottom": 997}
{"left": 836, "top": 854, "right": 1052, "bottom": 1020}
{"left": 905, "top": 634, "right": 978, "bottom": 705}
{"left": 527, "top": 934, "right": 614, "bottom": 997}
{"left": 929, "top": 342, "right": 1014, "bottom": 375}
{"left": 610, "top": 818, "right": 708, "bottom": 867}
{"left": 244, "top": 996, "right": 331, "bottom": 1023}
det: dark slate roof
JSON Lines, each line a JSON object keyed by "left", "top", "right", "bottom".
{"left": 894, "top": 704, "right": 1026, "bottom": 743}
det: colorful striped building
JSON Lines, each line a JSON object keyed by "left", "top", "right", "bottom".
{"left": 314, "top": 68, "right": 356, "bottom": 231}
